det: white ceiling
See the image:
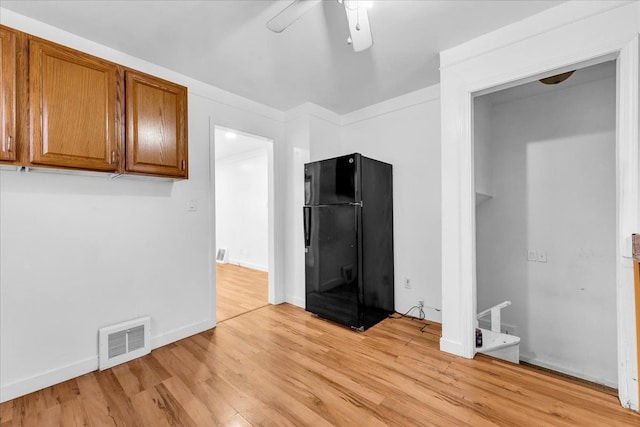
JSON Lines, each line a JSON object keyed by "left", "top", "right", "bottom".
{"left": 1, "top": 0, "right": 565, "bottom": 114}
{"left": 215, "top": 127, "right": 270, "bottom": 161}
{"left": 482, "top": 61, "right": 616, "bottom": 106}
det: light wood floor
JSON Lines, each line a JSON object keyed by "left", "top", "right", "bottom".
{"left": 216, "top": 263, "right": 268, "bottom": 323}
{"left": 1, "top": 304, "right": 639, "bottom": 426}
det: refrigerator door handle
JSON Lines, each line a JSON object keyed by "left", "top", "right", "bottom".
{"left": 303, "top": 207, "right": 311, "bottom": 247}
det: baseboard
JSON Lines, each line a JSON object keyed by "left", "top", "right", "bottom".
{"left": 287, "top": 295, "right": 305, "bottom": 309}
{"left": 1, "top": 356, "right": 98, "bottom": 403}
{"left": 227, "top": 258, "right": 268, "bottom": 272}
{"left": 519, "top": 355, "right": 618, "bottom": 389}
{"left": 151, "top": 318, "right": 216, "bottom": 349}
{"left": 440, "top": 337, "right": 468, "bottom": 357}
{"left": 0, "top": 317, "right": 216, "bottom": 403}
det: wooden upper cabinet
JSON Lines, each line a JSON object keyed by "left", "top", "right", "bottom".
{"left": 125, "top": 70, "right": 187, "bottom": 178}
{"left": 0, "top": 26, "right": 17, "bottom": 162}
{"left": 29, "top": 38, "right": 121, "bottom": 171}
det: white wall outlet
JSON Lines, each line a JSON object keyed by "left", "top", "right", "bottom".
{"left": 537, "top": 250, "right": 548, "bottom": 263}
{"left": 527, "top": 250, "right": 536, "bottom": 261}
{"left": 404, "top": 277, "right": 411, "bottom": 289}
{"left": 187, "top": 199, "right": 198, "bottom": 212}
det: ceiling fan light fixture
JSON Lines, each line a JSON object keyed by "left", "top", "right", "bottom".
{"left": 342, "top": 0, "right": 373, "bottom": 51}
{"left": 267, "top": 0, "right": 372, "bottom": 52}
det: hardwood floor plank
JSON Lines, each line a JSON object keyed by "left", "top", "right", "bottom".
{"left": 159, "top": 377, "right": 218, "bottom": 426}
{"left": 94, "top": 369, "right": 143, "bottom": 427}
{"left": 4, "top": 303, "right": 640, "bottom": 426}
{"left": 112, "top": 363, "right": 145, "bottom": 397}
{"left": 59, "top": 398, "right": 90, "bottom": 427}
{"left": 127, "top": 353, "right": 172, "bottom": 391}
{"left": 129, "top": 388, "right": 173, "bottom": 427}
{"left": 0, "top": 401, "right": 12, "bottom": 424}
{"left": 154, "top": 382, "right": 200, "bottom": 427}
{"left": 216, "top": 264, "right": 268, "bottom": 323}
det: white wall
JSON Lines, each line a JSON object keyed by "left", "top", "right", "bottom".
{"left": 476, "top": 75, "right": 617, "bottom": 386}
{"left": 332, "top": 86, "right": 442, "bottom": 320}
{"left": 0, "top": 9, "right": 286, "bottom": 402}
{"left": 216, "top": 148, "right": 269, "bottom": 271}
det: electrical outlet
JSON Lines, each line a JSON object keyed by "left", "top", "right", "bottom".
{"left": 404, "top": 277, "right": 411, "bottom": 289}
{"left": 537, "top": 250, "right": 548, "bottom": 263}
{"left": 527, "top": 250, "right": 536, "bottom": 261}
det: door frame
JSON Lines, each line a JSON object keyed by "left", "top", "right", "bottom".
{"left": 439, "top": 3, "right": 639, "bottom": 410}
{"left": 210, "top": 122, "right": 277, "bottom": 305}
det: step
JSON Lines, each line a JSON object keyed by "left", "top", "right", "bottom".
{"left": 476, "top": 328, "right": 520, "bottom": 364}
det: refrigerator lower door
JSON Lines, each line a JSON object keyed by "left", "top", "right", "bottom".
{"left": 305, "top": 205, "right": 361, "bottom": 328}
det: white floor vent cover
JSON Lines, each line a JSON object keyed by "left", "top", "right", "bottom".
{"left": 99, "top": 317, "right": 151, "bottom": 370}
{"left": 216, "top": 248, "right": 228, "bottom": 264}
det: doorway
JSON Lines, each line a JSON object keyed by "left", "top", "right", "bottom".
{"left": 214, "top": 126, "right": 272, "bottom": 322}
{"left": 474, "top": 62, "right": 618, "bottom": 387}
{"left": 439, "top": 27, "right": 639, "bottom": 408}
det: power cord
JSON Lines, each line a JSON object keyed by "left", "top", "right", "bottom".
{"left": 388, "top": 305, "right": 429, "bottom": 334}
{"left": 389, "top": 303, "right": 442, "bottom": 333}
{"left": 388, "top": 305, "right": 425, "bottom": 320}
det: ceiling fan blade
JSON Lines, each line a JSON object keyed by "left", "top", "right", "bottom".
{"left": 267, "top": 0, "right": 322, "bottom": 33}
{"left": 343, "top": 0, "right": 373, "bottom": 52}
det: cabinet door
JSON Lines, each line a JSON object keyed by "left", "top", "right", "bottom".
{"left": 125, "top": 70, "right": 187, "bottom": 178}
{"left": 29, "top": 38, "right": 121, "bottom": 171}
{"left": 0, "top": 26, "right": 17, "bottom": 162}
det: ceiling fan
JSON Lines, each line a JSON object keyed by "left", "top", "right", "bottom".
{"left": 267, "top": 0, "right": 373, "bottom": 52}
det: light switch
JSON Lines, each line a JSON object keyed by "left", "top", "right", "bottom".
{"left": 537, "top": 250, "right": 548, "bottom": 263}
{"left": 527, "top": 250, "right": 536, "bottom": 261}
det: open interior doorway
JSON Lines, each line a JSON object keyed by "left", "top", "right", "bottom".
{"left": 214, "top": 126, "right": 272, "bottom": 322}
{"left": 473, "top": 61, "right": 618, "bottom": 388}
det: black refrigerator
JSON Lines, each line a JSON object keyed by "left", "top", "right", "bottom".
{"left": 303, "top": 153, "right": 394, "bottom": 331}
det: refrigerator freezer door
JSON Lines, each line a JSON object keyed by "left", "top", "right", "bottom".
{"left": 304, "top": 154, "right": 358, "bottom": 205}
{"left": 305, "top": 205, "right": 361, "bottom": 328}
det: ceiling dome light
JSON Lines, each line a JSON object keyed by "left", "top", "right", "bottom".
{"left": 539, "top": 71, "right": 575, "bottom": 85}
{"left": 225, "top": 132, "right": 237, "bottom": 139}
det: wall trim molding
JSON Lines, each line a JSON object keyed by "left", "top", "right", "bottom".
{"left": 341, "top": 84, "right": 440, "bottom": 126}
{"left": 0, "top": 357, "right": 98, "bottom": 403}
{"left": 284, "top": 103, "right": 342, "bottom": 125}
{"left": 287, "top": 295, "right": 305, "bottom": 309}
{"left": 440, "top": 1, "right": 632, "bottom": 70}
{"left": 150, "top": 318, "right": 215, "bottom": 350}
{"left": 227, "top": 259, "right": 269, "bottom": 272}
{"left": 0, "top": 317, "right": 215, "bottom": 403}
{"left": 520, "top": 356, "right": 618, "bottom": 389}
